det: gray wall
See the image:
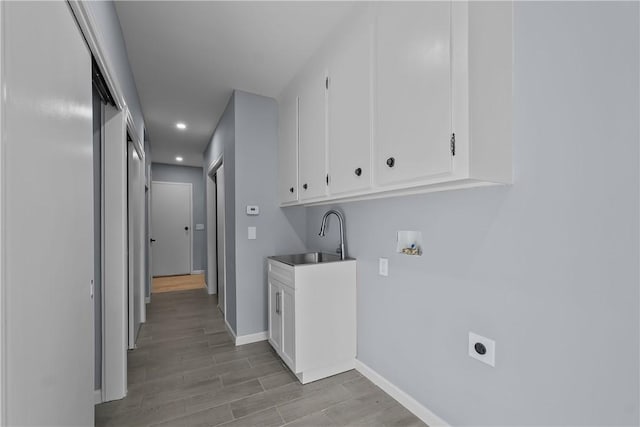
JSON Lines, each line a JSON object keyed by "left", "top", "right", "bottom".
{"left": 304, "top": 2, "right": 639, "bottom": 425}
{"left": 203, "top": 91, "right": 307, "bottom": 336}
{"left": 233, "top": 91, "right": 307, "bottom": 336}
{"left": 151, "top": 163, "right": 206, "bottom": 271}
{"left": 204, "top": 94, "right": 237, "bottom": 331}
{"left": 84, "top": 1, "right": 145, "bottom": 141}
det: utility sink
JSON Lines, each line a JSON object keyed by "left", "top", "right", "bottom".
{"left": 268, "top": 252, "right": 351, "bottom": 266}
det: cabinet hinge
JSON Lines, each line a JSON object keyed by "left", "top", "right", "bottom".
{"left": 450, "top": 133, "right": 456, "bottom": 156}
{"left": 326, "top": 174, "right": 330, "bottom": 185}
{"left": 325, "top": 77, "right": 329, "bottom": 90}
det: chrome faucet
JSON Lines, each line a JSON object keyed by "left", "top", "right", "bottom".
{"left": 319, "top": 209, "right": 346, "bottom": 260}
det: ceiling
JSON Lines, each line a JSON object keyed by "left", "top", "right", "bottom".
{"left": 115, "top": 1, "right": 357, "bottom": 167}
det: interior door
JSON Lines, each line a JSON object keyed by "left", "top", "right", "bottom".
{"left": 216, "top": 167, "right": 226, "bottom": 314}
{"left": 3, "top": 1, "right": 94, "bottom": 424}
{"left": 151, "top": 181, "right": 192, "bottom": 277}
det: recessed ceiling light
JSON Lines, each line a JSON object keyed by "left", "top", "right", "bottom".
{"left": 176, "top": 122, "right": 186, "bottom": 130}
{"left": 175, "top": 156, "right": 183, "bottom": 162}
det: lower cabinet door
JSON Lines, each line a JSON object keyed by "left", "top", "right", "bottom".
{"left": 280, "top": 287, "right": 296, "bottom": 371}
{"left": 268, "top": 279, "right": 282, "bottom": 352}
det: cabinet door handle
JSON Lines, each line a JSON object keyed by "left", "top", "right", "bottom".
{"left": 354, "top": 167, "right": 362, "bottom": 176}
{"left": 386, "top": 157, "right": 395, "bottom": 168}
{"left": 303, "top": 183, "right": 308, "bottom": 190}
{"left": 289, "top": 187, "right": 294, "bottom": 193}
{"left": 275, "top": 292, "right": 280, "bottom": 314}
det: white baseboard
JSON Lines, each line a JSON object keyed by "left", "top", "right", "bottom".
{"left": 235, "top": 331, "right": 268, "bottom": 346}
{"left": 354, "top": 359, "right": 449, "bottom": 427}
{"left": 225, "top": 318, "right": 237, "bottom": 342}
{"left": 297, "top": 359, "right": 354, "bottom": 384}
{"left": 94, "top": 389, "right": 102, "bottom": 405}
{"left": 191, "top": 270, "right": 204, "bottom": 275}
{"left": 205, "top": 281, "right": 217, "bottom": 295}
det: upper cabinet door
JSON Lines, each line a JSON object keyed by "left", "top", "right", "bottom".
{"left": 298, "top": 68, "right": 328, "bottom": 200}
{"left": 374, "top": 3, "right": 453, "bottom": 187}
{"left": 327, "top": 13, "right": 372, "bottom": 196}
{"left": 278, "top": 92, "right": 299, "bottom": 204}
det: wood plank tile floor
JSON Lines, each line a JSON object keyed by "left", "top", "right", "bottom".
{"left": 153, "top": 274, "right": 206, "bottom": 293}
{"left": 96, "top": 288, "right": 426, "bottom": 427}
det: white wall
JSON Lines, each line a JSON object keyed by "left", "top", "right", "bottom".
{"left": 305, "top": 2, "right": 639, "bottom": 425}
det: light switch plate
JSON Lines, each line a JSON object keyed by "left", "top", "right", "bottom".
{"left": 248, "top": 226, "right": 256, "bottom": 240}
{"left": 379, "top": 258, "right": 388, "bottom": 276}
{"left": 246, "top": 205, "right": 259, "bottom": 215}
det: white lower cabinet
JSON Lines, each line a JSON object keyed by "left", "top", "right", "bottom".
{"left": 267, "top": 258, "right": 357, "bottom": 384}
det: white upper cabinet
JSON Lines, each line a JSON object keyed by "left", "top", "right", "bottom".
{"left": 327, "top": 13, "right": 372, "bottom": 196}
{"left": 298, "top": 67, "right": 328, "bottom": 201}
{"left": 374, "top": 2, "right": 453, "bottom": 187}
{"left": 278, "top": 91, "right": 298, "bottom": 204}
{"left": 277, "top": 2, "right": 513, "bottom": 206}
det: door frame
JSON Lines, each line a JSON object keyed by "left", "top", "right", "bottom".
{"left": 206, "top": 171, "right": 217, "bottom": 295}
{"left": 145, "top": 180, "right": 152, "bottom": 303}
{"left": 0, "top": 2, "right": 6, "bottom": 421}
{"left": 127, "top": 139, "right": 145, "bottom": 349}
{"left": 206, "top": 155, "right": 226, "bottom": 319}
{"left": 150, "top": 180, "right": 194, "bottom": 277}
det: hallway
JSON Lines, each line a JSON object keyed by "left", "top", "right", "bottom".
{"left": 95, "top": 289, "right": 425, "bottom": 426}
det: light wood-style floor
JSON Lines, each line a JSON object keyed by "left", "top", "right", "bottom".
{"left": 153, "top": 274, "right": 206, "bottom": 293}
{"left": 95, "top": 288, "right": 426, "bottom": 427}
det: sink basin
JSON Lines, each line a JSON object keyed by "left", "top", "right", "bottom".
{"left": 269, "top": 252, "right": 351, "bottom": 266}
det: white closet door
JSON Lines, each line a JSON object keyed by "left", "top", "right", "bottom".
{"left": 3, "top": 2, "right": 94, "bottom": 424}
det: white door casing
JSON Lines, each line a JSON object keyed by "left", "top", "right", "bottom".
{"left": 206, "top": 173, "right": 217, "bottom": 295}
{"left": 216, "top": 167, "right": 226, "bottom": 315}
{"left": 3, "top": 2, "right": 94, "bottom": 424}
{"left": 127, "top": 141, "right": 145, "bottom": 348}
{"left": 151, "top": 181, "right": 192, "bottom": 277}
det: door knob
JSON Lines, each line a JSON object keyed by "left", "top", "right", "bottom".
{"left": 184, "top": 226, "right": 189, "bottom": 231}
{"left": 150, "top": 238, "right": 156, "bottom": 243}
{"left": 386, "top": 157, "right": 395, "bottom": 168}
{"left": 289, "top": 187, "right": 294, "bottom": 193}
{"left": 354, "top": 167, "right": 362, "bottom": 176}
{"left": 303, "top": 183, "right": 308, "bottom": 190}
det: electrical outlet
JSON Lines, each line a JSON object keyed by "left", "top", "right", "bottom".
{"left": 468, "top": 332, "right": 495, "bottom": 367}
{"left": 379, "top": 258, "right": 388, "bottom": 276}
